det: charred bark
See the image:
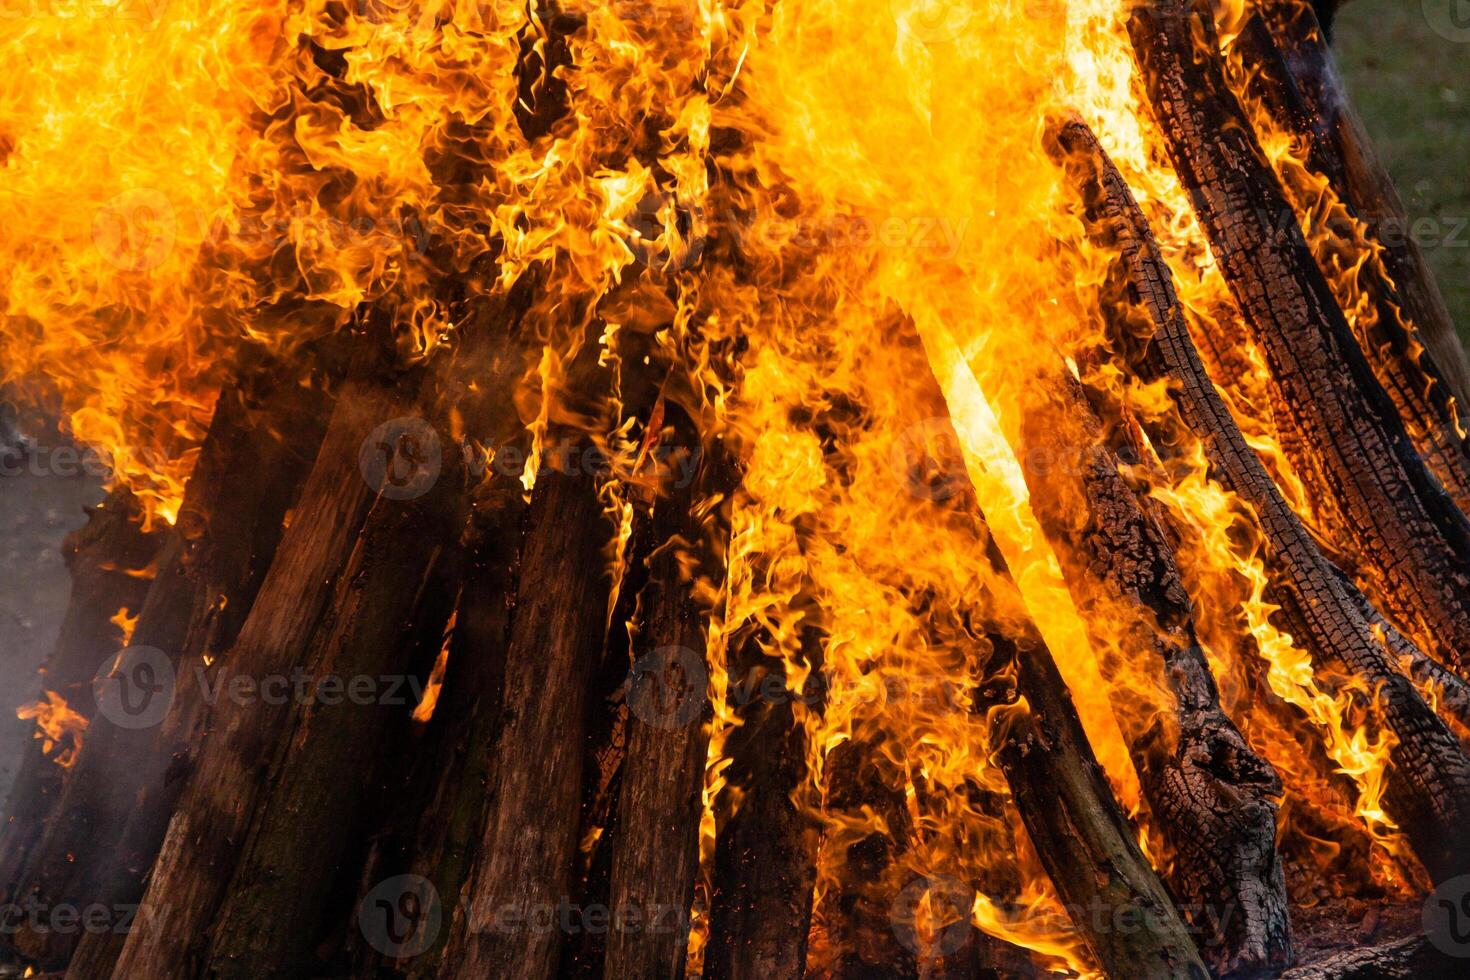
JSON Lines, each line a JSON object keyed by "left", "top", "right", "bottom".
{"left": 1130, "top": 0, "right": 1470, "bottom": 684}
{"left": 1046, "top": 115, "right": 1470, "bottom": 883}
{"left": 4, "top": 358, "right": 329, "bottom": 972}
{"left": 1278, "top": 933, "right": 1460, "bottom": 980}
{"left": 1014, "top": 371, "right": 1289, "bottom": 976}
{"left": 703, "top": 625, "right": 821, "bottom": 980}
{"left": 978, "top": 607, "right": 1207, "bottom": 980}
{"left": 0, "top": 488, "right": 162, "bottom": 939}
{"left": 1227, "top": 2, "right": 1470, "bottom": 515}
{"left": 441, "top": 442, "right": 618, "bottom": 978}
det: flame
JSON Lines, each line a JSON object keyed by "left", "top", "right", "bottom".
{"left": 110, "top": 606, "right": 140, "bottom": 647}
{"left": 1, "top": 0, "right": 1438, "bottom": 971}
{"left": 17, "top": 691, "right": 88, "bottom": 769}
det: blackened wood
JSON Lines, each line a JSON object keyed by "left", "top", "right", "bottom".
{"left": 822, "top": 737, "right": 918, "bottom": 980}
{"left": 980, "top": 608, "right": 1207, "bottom": 980}
{"left": 9, "top": 363, "right": 328, "bottom": 973}
{"left": 1269, "top": 0, "right": 1470, "bottom": 408}
{"left": 442, "top": 447, "right": 617, "bottom": 979}
{"left": 1047, "top": 115, "right": 1470, "bottom": 884}
{"left": 194, "top": 298, "right": 535, "bottom": 978}
{"left": 601, "top": 402, "right": 728, "bottom": 980}
{"left": 1130, "top": 0, "right": 1470, "bottom": 682}
{"left": 1013, "top": 369, "right": 1289, "bottom": 976}
{"left": 1228, "top": 2, "right": 1470, "bottom": 514}
{"left": 703, "top": 627, "right": 820, "bottom": 980}
{"left": 0, "top": 488, "right": 161, "bottom": 936}
{"left": 1278, "top": 933, "right": 1460, "bottom": 979}
{"left": 107, "top": 348, "right": 432, "bottom": 978}
{"left": 887, "top": 333, "right": 1205, "bottom": 977}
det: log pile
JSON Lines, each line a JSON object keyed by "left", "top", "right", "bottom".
{"left": 4, "top": 1, "right": 1470, "bottom": 978}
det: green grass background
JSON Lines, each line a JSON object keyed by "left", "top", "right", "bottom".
{"left": 1335, "top": 0, "right": 1470, "bottom": 342}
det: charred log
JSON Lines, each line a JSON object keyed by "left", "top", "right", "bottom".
{"left": 703, "top": 624, "right": 821, "bottom": 980}
{"left": 1227, "top": 1, "right": 1470, "bottom": 515}
{"left": 3, "top": 357, "right": 329, "bottom": 973}
{"left": 441, "top": 440, "right": 619, "bottom": 977}
{"left": 105, "top": 331, "right": 442, "bottom": 978}
{"left": 1129, "top": 0, "right": 1470, "bottom": 687}
{"left": 1046, "top": 115, "right": 1470, "bottom": 884}
{"left": 1014, "top": 370, "right": 1289, "bottom": 976}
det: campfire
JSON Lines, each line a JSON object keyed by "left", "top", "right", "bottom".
{"left": 3, "top": 0, "right": 1469, "bottom": 976}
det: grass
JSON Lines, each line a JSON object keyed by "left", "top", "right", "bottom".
{"left": 1334, "top": 0, "right": 1470, "bottom": 343}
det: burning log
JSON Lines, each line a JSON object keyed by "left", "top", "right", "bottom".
{"left": 1226, "top": 0, "right": 1470, "bottom": 513}
{"left": 1013, "top": 370, "right": 1289, "bottom": 975}
{"left": 1045, "top": 115, "right": 1470, "bottom": 884}
{"left": 1128, "top": 0, "right": 1470, "bottom": 684}
{"left": 978, "top": 598, "right": 1207, "bottom": 979}
{"left": 441, "top": 435, "right": 620, "bottom": 977}
{"left": 703, "top": 623, "right": 821, "bottom": 980}
{"left": 1277, "top": 933, "right": 1460, "bottom": 979}
{"left": 0, "top": 488, "right": 162, "bottom": 933}
{"left": 103, "top": 329, "right": 448, "bottom": 977}
{"left": 2, "top": 355, "right": 330, "bottom": 972}
{"left": 602, "top": 400, "right": 727, "bottom": 980}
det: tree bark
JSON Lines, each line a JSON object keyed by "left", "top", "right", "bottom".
{"left": 1129, "top": 0, "right": 1470, "bottom": 683}
{"left": 106, "top": 335, "right": 437, "bottom": 978}
{"left": 0, "top": 488, "right": 162, "bottom": 943}
{"left": 6, "top": 360, "right": 329, "bottom": 972}
{"left": 441, "top": 441, "right": 618, "bottom": 978}
{"left": 1046, "top": 114, "right": 1470, "bottom": 884}
{"left": 1226, "top": 2, "right": 1470, "bottom": 515}
{"left": 1278, "top": 933, "right": 1461, "bottom": 980}
{"left": 1013, "top": 370, "right": 1289, "bottom": 976}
